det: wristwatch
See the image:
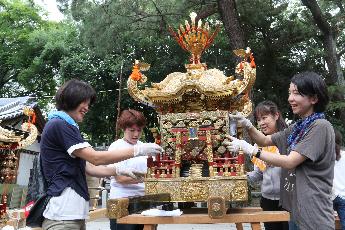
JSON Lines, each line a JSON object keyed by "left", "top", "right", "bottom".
{"left": 254, "top": 148, "right": 262, "bottom": 159}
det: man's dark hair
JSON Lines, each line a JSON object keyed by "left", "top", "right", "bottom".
{"left": 55, "top": 79, "right": 96, "bottom": 111}
{"left": 291, "top": 71, "right": 329, "bottom": 112}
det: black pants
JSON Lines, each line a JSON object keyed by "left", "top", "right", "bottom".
{"left": 260, "top": 197, "right": 289, "bottom": 230}
{"left": 110, "top": 219, "right": 143, "bottom": 230}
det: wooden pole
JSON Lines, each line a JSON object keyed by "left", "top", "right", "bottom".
{"left": 115, "top": 61, "right": 124, "bottom": 140}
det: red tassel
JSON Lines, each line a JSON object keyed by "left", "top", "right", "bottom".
{"left": 239, "top": 61, "right": 244, "bottom": 71}
{"left": 250, "top": 54, "right": 256, "bottom": 68}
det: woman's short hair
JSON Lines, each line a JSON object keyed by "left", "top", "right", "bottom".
{"left": 254, "top": 100, "right": 287, "bottom": 131}
{"left": 117, "top": 109, "right": 146, "bottom": 130}
{"left": 290, "top": 71, "right": 329, "bottom": 113}
{"left": 55, "top": 79, "right": 96, "bottom": 111}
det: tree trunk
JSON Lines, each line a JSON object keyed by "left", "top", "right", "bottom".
{"left": 115, "top": 62, "right": 123, "bottom": 140}
{"left": 217, "top": 0, "right": 246, "bottom": 53}
{"left": 301, "top": 0, "right": 344, "bottom": 86}
{"left": 301, "top": 0, "right": 345, "bottom": 125}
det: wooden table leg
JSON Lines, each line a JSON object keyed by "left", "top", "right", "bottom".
{"left": 143, "top": 224, "right": 157, "bottom": 230}
{"left": 235, "top": 223, "right": 244, "bottom": 230}
{"left": 250, "top": 222, "right": 261, "bottom": 230}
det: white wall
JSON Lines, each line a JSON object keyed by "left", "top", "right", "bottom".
{"left": 16, "top": 141, "right": 40, "bottom": 186}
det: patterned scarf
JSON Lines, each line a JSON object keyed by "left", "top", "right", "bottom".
{"left": 47, "top": 110, "right": 79, "bottom": 129}
{"left": 287, "top": 112, "right": 325, "bottom": 150}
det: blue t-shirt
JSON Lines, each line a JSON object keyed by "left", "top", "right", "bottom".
{"left": 40, "top": 118, "right": 90, "bottom": 201}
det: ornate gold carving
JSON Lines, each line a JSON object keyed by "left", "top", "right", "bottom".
{"left": 127, "top": 12, "right": 255, "bottom": 114}
{"left": 175, "top": 167, "right": 180, "bottom": 177}
{"left": 212, "top": 202, "right": 221, "bottom": 212}
{"left": 124, "top": 13, "right": 251, "bottom": 212}
{"left": 127, "top": 61, "right": 255, "bottom": 114}
{"left": 188, "top": 164, "right": 203, "bottom": 178}
{"left": 107, "top": 198, "right": 129, "bottom": 219}
{"left": 0, "top": 107, "right": 38, "bottom": 148}
{"left": 19, "top": 122, "right": 38, "bottom": 148}
{"left": 180, "top": 180, "right": 208, "bottom": 200}
{"left": 0, "top": 212, "right": 9, "bottom": 229}
{"left": 208, "top": 196, "right": 226, "bottom": 219}
{"left": 145, "top": 177, "right": 247, "bottom": 202}
{"left": 160, "top": 111, "right": 229, "bottom": 163}
{"left": 206, "top": 130, "right": 213, "bottom": 163}
{"left": 230, "top": 180, "right": 248, "bottom": 201}
{"left": 209, "top": 166, "right": 214, "bottom": 177}
{"left": 0, "top": 126, "right": 22, "bottom": 143}
{"left": 175, "top": 132, "right": 182, "bottom": 165}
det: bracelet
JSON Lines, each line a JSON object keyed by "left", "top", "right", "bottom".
{"left": 254, "top": 148, "right": 262, "bottom": 159}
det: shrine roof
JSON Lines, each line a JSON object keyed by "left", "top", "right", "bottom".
{"left": 0, "top": 96, "right": 46, "bottom": 133}
{"left": 0, "top": 96, "right": 37, "bottom": 120}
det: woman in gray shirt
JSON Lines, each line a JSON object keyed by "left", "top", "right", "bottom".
{"left": 226, "top": 72, "right": 335, "bottom": 230}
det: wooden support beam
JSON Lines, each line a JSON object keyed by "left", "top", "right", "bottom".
{"left": 89, "top": 208, "right": 107, "bottom": 221}
{"left": 117, "top": 211, "right": 290, "bottom": 224}
{"left": 250, "top": 222, "right": 261, "bottom": 230}
{"left": 235, "top": 223, "right": 243, "bottom": 230}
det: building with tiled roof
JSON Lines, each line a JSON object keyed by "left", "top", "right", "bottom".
{"left": 0, "top": 96, "right": 46, "bottom": 207}
{"left": 0, "top": 96, "right": 45, "bottom": 134}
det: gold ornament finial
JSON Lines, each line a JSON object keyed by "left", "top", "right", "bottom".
{"left": 23, "top": 107, "right": 34, "bottom": 116}
{"left": 168, "top": 12, "right": 220, "bottom": 65}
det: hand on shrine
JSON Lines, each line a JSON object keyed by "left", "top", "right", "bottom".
{"left": 133, "top": 143, "right": 163, "bottom": 157}
{"left": 115, "top": 165, "right": 146, "bottom": 180}
{"left": 223, "top": 136, "right": 258, "bottom": 157}
{"left": 229, "top": 111, "right": 253, "bottom": 130}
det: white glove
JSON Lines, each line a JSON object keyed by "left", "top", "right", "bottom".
{"left": 223, "top": 137, "right": 258, "bottom": 157}
{"left": 115, "top": 165, "right": 146, "bottom": 181}
{"left": 133, "top": 143, "right": 163, "bottom": 157}
{"left": 229, "top": 111, "right": 253, "bottom": 130}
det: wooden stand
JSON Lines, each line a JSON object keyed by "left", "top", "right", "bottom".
{"left": 117, "top": 207, "right": 343, "bottom": 230}
{"left": 117, "top": 207, "right": 289, "bottom": 230}
{"left": 9, "top": 207, "right": 341, "bottom": 230}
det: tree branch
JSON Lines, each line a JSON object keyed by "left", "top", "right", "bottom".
{"left": 195, "top": 3, "right": 218, "bottom": 22}
{"left": 301, "top": 0, "right": 332, "bottom": 35}
{"left": 217, "top": 0, "right": 245, "bottom": 50}
{"left": 150, "top": 0, "right": 168, "bottom": 34}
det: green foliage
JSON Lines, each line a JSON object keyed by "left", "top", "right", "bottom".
{"left": 0, "top": 0, "right": 43, "bottom": 95}
{"left": 0, "top": 0, "right": 75, "bottom": 108}
{"left": 17, "top": 23, "right": 79, "bottom": 105}
{"left": 2, "top": 0, "right": 345, "bottom": 143}
{"left": 327, "top": 84, "right": 345, "bottom": 137}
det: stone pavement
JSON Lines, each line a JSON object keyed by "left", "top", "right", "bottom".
{"left": 86, "top": 218, "right": 260, "bottom": 230}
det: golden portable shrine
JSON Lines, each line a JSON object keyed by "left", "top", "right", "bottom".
{"left": 0, "top": 107, "right": 38, "bottom": 227}
{"left": 107, "top": 12, "right": 256, "bottom": 219}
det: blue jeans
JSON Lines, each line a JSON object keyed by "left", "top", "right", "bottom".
{"left": 334, "top": 196, "right": 345, "bottom": 230}
{"left": 289, "top": 220, "right": 299, "bottom": 230}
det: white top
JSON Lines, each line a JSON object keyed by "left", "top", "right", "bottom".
{"left": 108, "top": 139, "right": 147, "bottom": 199}
{"left": 43, "top": 148, "right": 89, "bottom": 220}
{"left": 43, "top": 187, "right": 89, "bottom": 220}
{"left": 333, "top": 150, "right": 345, "bottom": 200}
